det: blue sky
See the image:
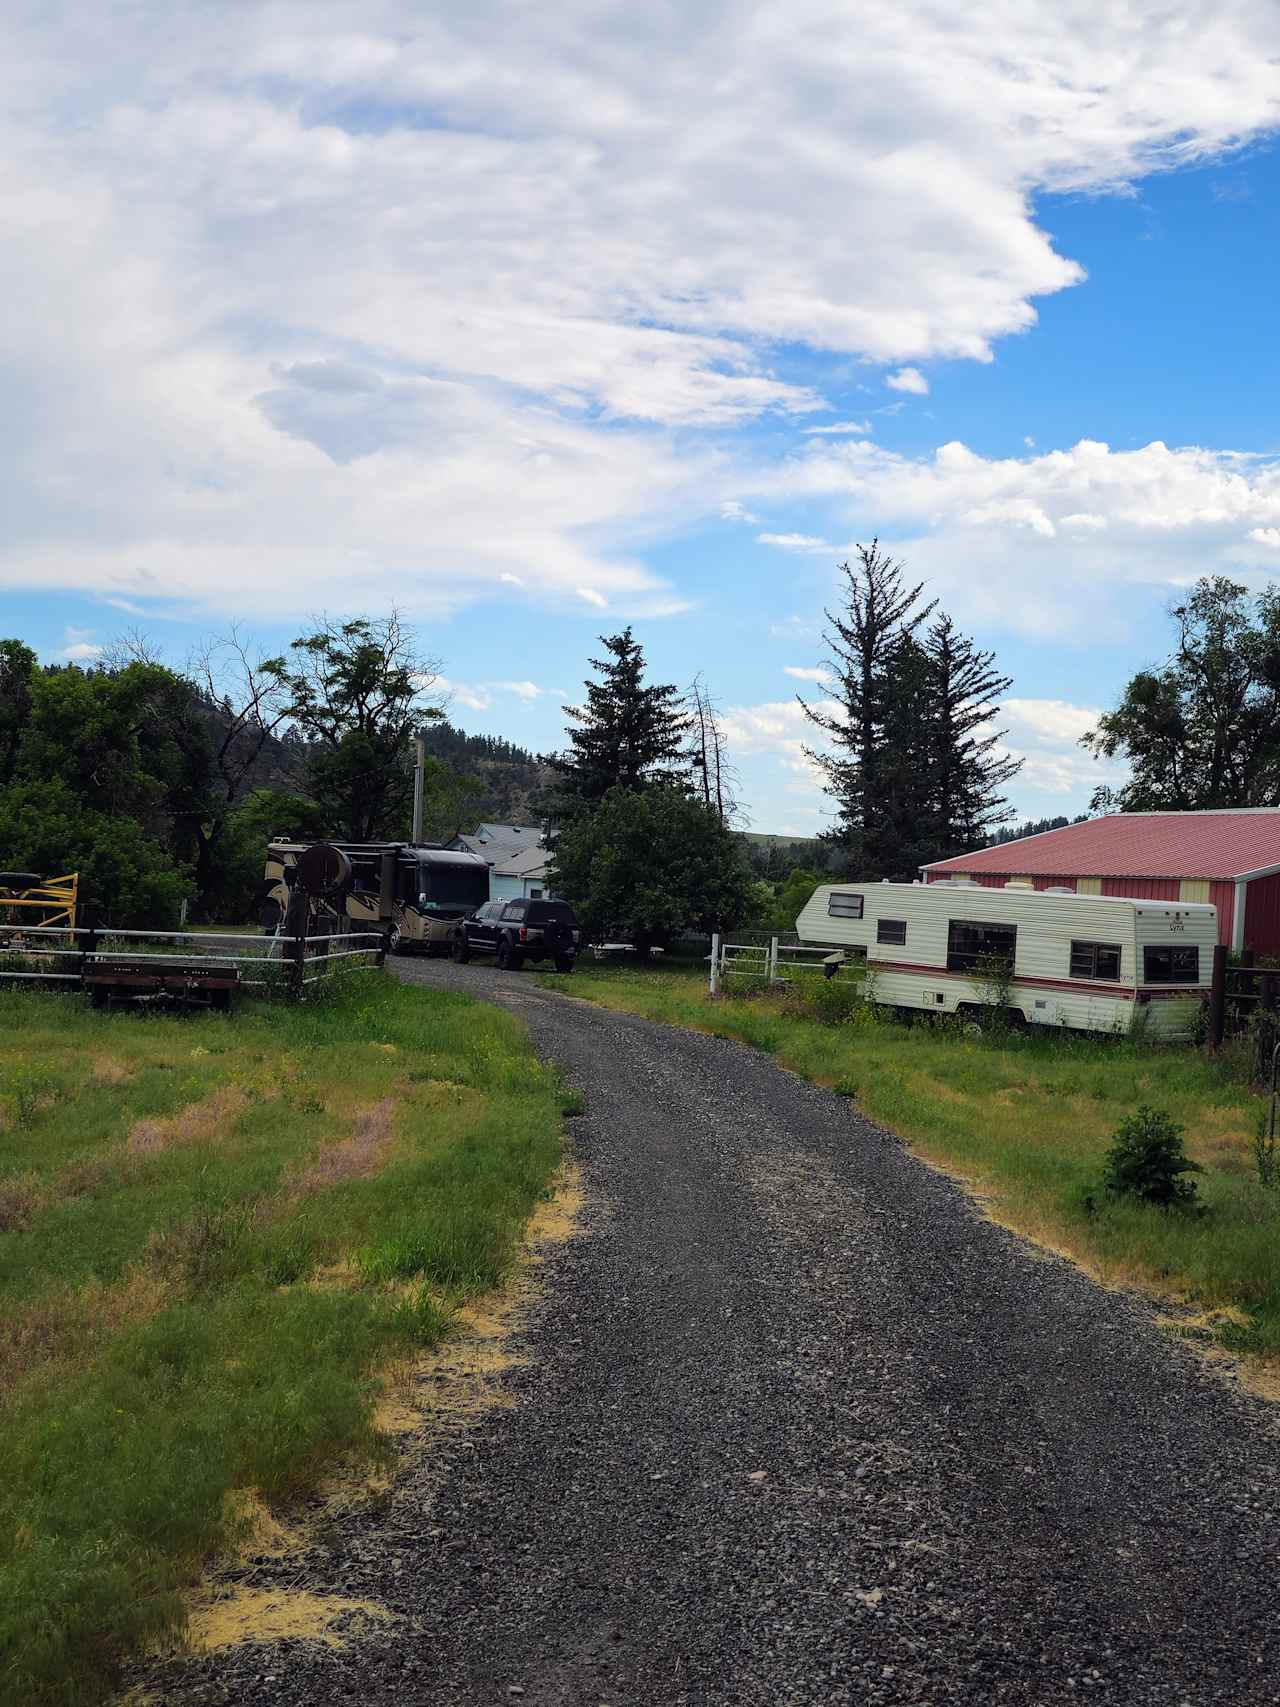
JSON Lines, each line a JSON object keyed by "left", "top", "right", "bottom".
{"left": 5, "top": 4, "right": 1280, "bottom": 835}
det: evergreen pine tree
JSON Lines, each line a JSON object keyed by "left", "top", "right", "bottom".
{"left": 551, "top": 628, "right": 691, "bottom": 818}
{"left": 799, "top": 542, "right": 935, "bottom": 876}
{"left": 923, "top": 613, "right": 1021, "bottom": 853}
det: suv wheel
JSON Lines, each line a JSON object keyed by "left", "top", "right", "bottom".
{"left": 496, "top": 938, "right": 523, "bottom": 972}
{"left": 554, "top": 955, "right": 575, "bottom": 974}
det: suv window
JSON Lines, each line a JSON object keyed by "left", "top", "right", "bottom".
{"left": 479, "top": 901, "right": 504, "bottom": 920}
{"left": 527, "top": 901, "right": 577, "bottom": 924}
{"left": 501, "top": 901, "right": 528, "bottom": 921}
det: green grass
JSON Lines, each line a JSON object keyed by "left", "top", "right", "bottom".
{"left": 0, "top": 974, "right": 564, "bottom": 1706}
{"left": 545, "top": 962, "right": 1280, "bottom": 1364}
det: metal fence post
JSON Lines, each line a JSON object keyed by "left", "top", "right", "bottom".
{"left": 709, "top": 931, "right": 720, "bottom": 996}
{"left": 1207, "top": 943, "right": 1227, "bottom": 1052}
{"left": 768, "top": 935, "right": 779, "bottom": 983}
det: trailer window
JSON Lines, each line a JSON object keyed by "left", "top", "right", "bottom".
{"left": 1069, "top": 941, "right": 1121, "bottom": 981}
{"left": 1143, "top": 945, "right": 1200, "bottom": 984}
{"left": 828, "top": 892, "right": 863, "bottom": 919}
{"left": 946, "top": 920, "right": 1016, "bottom": 974}
{"left": 876, "top": 918, "right": 907, "bottom": 945}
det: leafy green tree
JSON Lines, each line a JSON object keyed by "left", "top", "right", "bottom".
{"left": 761, "top": 866, "right": 823, "bottom": 934}
{"left": 549, "top": 785, "right": 754, "bottom": 956}
{"left": 283, "top": 614, "right": 443, "bottom": 841}
{"left": 0, "top": 781, "right": 192, "bottom": 926}
{"left": 551, "top": 629, "right": 691, "bottom": 819}
{"left": 1084, "top": 577, "right": 1280, "bottom": 810}
{"left": 0, "top": 641, "right": 35, "bottom": 788}
{"left": 203, "top": 787, "right": 330, "bottom": 923}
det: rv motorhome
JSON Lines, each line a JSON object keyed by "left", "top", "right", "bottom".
{"left": 795, "top": 879, "right": 1216, "bottom": 1037}
{"left": 262, "top": 840, "right": 489, "bottom": 954}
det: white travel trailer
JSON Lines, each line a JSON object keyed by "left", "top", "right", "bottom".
{"left": 795, "top": 879, "right": 1217, "bottom": 1036}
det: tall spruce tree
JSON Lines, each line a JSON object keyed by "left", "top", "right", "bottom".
{"left": 923, "top": 613, "right": 1020, "bottom": 851}
{"left": 551, "top": 628, "right": 691, "bottom": 818}
{"left": 801, "top": 546, "right": 1020, "bottom": 877}
{"left": 799, "top": 542, "right": 936, "bottom": 875}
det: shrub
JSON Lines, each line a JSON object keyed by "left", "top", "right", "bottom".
{"left": 804, "top": 977, "right": 865, "bottom": 1026}
{"left": 1101, "top": 1106, "right": 1202, "bottom": 1211}
{"left": 1254, "top": 1108, "right": 1280, "bottom": 1191}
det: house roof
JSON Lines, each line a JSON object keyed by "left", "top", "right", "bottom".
{"left": 492, "top": 845, "right": 549, "bottom": 879}
{"left": 452, "top": 826, "right": 544, "bottom": 866}
{"left": 923, "top": 811, "right": 1280, "bottom": 882}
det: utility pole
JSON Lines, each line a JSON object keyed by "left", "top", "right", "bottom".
{"left": 411, "top": 730, "right": 426, "bottom": 843}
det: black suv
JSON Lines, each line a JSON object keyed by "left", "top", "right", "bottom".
{"left": 451, "top": 898, "right": 581, "bottom": 973}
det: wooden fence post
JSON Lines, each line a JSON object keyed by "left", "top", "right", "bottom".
{"left": 768, "top": 935, "right": 779, "bottom": 983}
{"left": 1207, "top": 943, "right": 1227, "bottom": 1052}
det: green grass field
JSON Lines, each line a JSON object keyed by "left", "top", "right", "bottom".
{"left": 548, "top": 961, "right": 1280, "bottom": 1370}
{"left": 0, "top": 973, "right": 566, "bottom": 1706}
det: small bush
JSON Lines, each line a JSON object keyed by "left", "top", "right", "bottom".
{"left": 803, "top": 978, "right": 865, "bottom": 1026}
{"left": 1101, "top": 1106, "right": 1202, "bottom": 1211}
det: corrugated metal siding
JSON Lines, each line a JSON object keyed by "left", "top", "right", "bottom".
{"left": 1244, "top": 871, "right": 1280, "bottom": 956}
{"left": 1101, "top": 877, "right": 1181, "bottom": 901}
{"left": 1077, "top": 877, "right": 1101, "bottom": 894}
{"left": 1180, "top": 879, "right": 1211, "bottom": 903}
{"left": 1210, "top": 881, "right": 1235, "bottom": 948}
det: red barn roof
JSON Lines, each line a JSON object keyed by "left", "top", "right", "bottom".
{"left": 924, "top": 811, "right": 1280, "bottom": 881}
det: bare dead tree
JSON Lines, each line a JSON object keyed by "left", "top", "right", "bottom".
{"left": 687, "top": 675, "right": 741, "bottom": 825}
{"left": 189, "top": 627, "right": 295, "bottom": 808}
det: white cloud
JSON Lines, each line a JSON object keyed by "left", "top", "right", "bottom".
{"left": 768, "top": 436, "right": 1280, "bottom": 636}
{"left": 437, "top": 676, "right": 492, "bottom": 713}
{"left": 721, "top": 500, "right": 762, "bottom": 524}
{"left": 886, "top": 367, "right": 930, "bottom": 395}
{"left": 575, "top": 587, "right": 608, "bottom": 609}
{"left": 757, "top": 532, "right": 834, "bottom": 555}
{"left": 783, "top": 665, "right": 832, "bottom": 683}
{"left": 1249, "top": 527, "right": 1280, "bottom": 548}
{"left": 803, "top": 420, "right": 871, "bottom": 437}
{"left": 58, "top": 642, "right": 103, "bottom": 662}
{"left": 3, "top": 5, "right": 1280, "bottom": 615}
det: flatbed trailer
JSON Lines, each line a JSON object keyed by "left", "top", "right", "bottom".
{"left": 81, "top": 958, "right": 240, "bottom": 1010}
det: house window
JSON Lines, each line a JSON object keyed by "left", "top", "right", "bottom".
{"left": 947, "top": 920, "right": 1017, "bottom": 974}
{"left": 529, "top": 887, "right": 543, "bottom": 899}
{"left": 828, "top": 892, "right": 863, "bottom": 919}
{"left": 1069, "top": 941, "right": 1122, "bottom": 981}
{"left": 876, "top": 918, "right": 907, "bottom": 945}
{"left": 1143, "top": 945, "right": 1199, "bottom": 984}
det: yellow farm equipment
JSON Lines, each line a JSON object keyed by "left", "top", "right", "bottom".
{"left": 0, "top": 871, "right": 79, "bottom": 942}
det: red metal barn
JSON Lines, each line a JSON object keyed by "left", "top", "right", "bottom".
{"left": 921, "top": 811, "right": 1280, "bottom": 956}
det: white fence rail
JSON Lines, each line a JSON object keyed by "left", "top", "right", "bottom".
{"left": 708, "top": 933, "right": 851, "bottom": 994}
{"left": 0, "top": 924, "right": 386, "bottom": 996}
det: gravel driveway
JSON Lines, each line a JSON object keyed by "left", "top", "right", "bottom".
{"left": 143, "top": 957, "right": 1280, "bottom": 1706}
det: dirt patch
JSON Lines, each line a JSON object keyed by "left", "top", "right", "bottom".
{"left": 127, "top": 1086, "right": 250, "bottom": 1155}
{"left": 0, "top": 1268, "right": 170, "bottom": 1402}
{"left": 184, "top": 1588, "right": 392, "bottom": 1652}
{"left": 92, "top": 1055, "right": 133, "bottom": 1087}
{"left": 0, "top": 1170, "right": 42, "bottom": 1231}
{"left": 284, "top": 1098, "right": 399, "bottom": 1200}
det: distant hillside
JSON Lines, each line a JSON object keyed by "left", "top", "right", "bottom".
{"left": 420, "top": 722, "right": 552, "bottom": 827}
{"left": 985, "top": 813, "right": 1088, "bottom": 848}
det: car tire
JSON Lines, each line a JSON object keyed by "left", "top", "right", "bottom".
{"left": 554, "top": 956, "right": 575, "bottom": 974}
{"left": 451, "top": 934, "right": 470, "bottom": 964}
{"left": 496, "top": 939, "right": 523, "bottom": 972}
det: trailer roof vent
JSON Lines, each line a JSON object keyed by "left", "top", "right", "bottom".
{"left": 1003, "top": 878, "right": 1034, "bottom": 889}
{"left": 1043, "top": 886, "right": 1076, "bottom": 896}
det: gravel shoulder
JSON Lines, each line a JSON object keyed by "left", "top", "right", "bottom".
{"left": 140, "top": 957, "right": 1280, "bottom": 1707}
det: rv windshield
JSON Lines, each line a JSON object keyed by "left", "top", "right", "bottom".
{"left": 418, "top": 859, "right": 489, "bottom": 909}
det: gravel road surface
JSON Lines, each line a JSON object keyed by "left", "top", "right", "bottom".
{"left": 143, "top": 958, "right": 1280, "bottom": 1707}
